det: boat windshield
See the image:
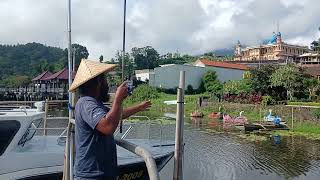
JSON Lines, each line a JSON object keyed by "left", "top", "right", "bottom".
{"left": 0, "top": 120, "right": 20, "bottom": 156}
{"left": 18, "top": 118, "right": 42, "bottom": 146}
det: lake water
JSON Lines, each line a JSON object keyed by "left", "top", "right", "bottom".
{"left": 47, "top": 110, "right": 320, "bottom": 180}
{"left": 124, "top": 120, "right": 320, "bottom": 180}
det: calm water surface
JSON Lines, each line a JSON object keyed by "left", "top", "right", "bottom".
{"left": 48, "top": 109, "right": 320, "bottom": 180}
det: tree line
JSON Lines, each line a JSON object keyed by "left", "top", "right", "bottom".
{"left": 0, "top": 42, "right": 89, "bottom": 87}
{"left": 201, "top": 64, "right": 320, "bottom": 104}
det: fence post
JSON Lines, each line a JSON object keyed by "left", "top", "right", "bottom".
{"left": 43, "top": 99, "right": 48, "bottom": 136}
{"left": 291, "top": 106, "right": 294, "bottom": 130}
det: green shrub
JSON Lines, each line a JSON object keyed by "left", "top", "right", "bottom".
{"left": 127, "top": 84, "right": 159, "bottom": 102}
{"left": 261, "top": 95, "right": 276, "bottom": 106}
{"left": 202, "top": 71, "right": 223, "bottom": 95}
{"left": 312, "top": 109, "right": 320, "bottom": 119}
{"left": 223, "top": 79, "right": 252, "bottom": 94}
{"left": 185, "top": 85, "right": 195, "bottom": 95}
{"left": 157, "top": 87, "right": 177, "bottom": 94}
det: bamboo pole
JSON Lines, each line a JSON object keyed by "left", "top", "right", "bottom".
{"left": 43, "top": 99, "right": 48, "bottom": 136}
{"left": 173, "top": 71, "right": 185, "bottom": 180}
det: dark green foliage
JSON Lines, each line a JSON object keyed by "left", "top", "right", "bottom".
{"left": 0, "top": 43, "right": 65, "bottom": 78}
{"left": 157, "top": 87, "right": 177, "bottom": 95}
{"left": 2, "top": 75, "right": 31, "bottom": 88}
{"left": 261, "top": 95, "right": 276, "bottom": 106}
{"left": 131, "top": 46, "right": 160, "bottom": 70}
{"left": 312, "top": 109, "right": 320, "bottom": 119}
{"left": 185, "top": 85, "right": 195, "bottom": 95}
{"left": 115, "top": 51, "right": 134, "bottom": 79}
{"left": 127, "top": 84, "right": 159, "bottom": 102}
{"left": 99, "top": 55, "right": 104, "bottom": 63}
{"left": 223, "top": 79, "right": 252, "bottom": 94}
{"left": 270, "top": 64, "right": 307, "bottom": 100}
{"left": 249, "top": 65, "right": 277, "bottom": 95}
{"left": 202, "top": 71, "right": 223, "bottom": 95}
{"left": 311, "top": 40, "right": 320, "bottom": 52}
{"left": 70, "top": 44, "right": 89, "bottom": 67}
{"left": 197, "top": 81, "right": 206, "bottom": 94}
{"left": 0, "top": 42, "right": 89, "bottom": 87}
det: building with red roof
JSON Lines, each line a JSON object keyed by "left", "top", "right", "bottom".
{"left": 32, "top": 71, "right": 53, "bottom": 93}
{"left": 31, "top": 68, "right": 75, "bottom": 95}
{"left": 195, "top": 59, "right": 249, "bottom": 70}
{"left": 42, "top": 68, "right": 75, "bottom": 94}
{"left": 194, "top": 59, "right": 249, "bottom": 82}
{"left": 32, "top": 71, "right": 53, "bottom": 81}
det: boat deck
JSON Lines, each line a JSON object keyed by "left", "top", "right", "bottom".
{"left": 0, "top": 137, "right": 174, "bottom": 179}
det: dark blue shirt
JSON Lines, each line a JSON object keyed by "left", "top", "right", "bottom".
{"left": 74, "top": 96, "right": 117, "bottom": 178}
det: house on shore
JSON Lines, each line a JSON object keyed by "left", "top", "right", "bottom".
{"left": 32, "top": 71, "right": 53, "bottom": 92}
{"left": 148, "top": 64, "right": 206, "bottom": 89}
{"left": 134, "top": 60, "right": 249, "bottom": 90}
{"left": 193, "top": 59, "right": 249, "bottom": 82}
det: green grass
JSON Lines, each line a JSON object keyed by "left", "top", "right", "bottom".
{"left": 287, "top": 102, "right": 320, "bottom": 107}
{"left": 124, "top": 91, "right": 320, "bottom": 141}
{"left": 273, "top": 122, "right": 320, "bottom": 140}
{"left": 294, "top": 122, "right": 320, "bottom": 134}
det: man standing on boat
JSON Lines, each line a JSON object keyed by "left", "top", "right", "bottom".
{"left": 69, "top": 59, "right": 151, "bottom": 180}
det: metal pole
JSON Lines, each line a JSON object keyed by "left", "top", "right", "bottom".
{"left": 122, "top": 0, "right": 127, "bottom": 81}
{"left": 72, "top": 48, "right": 76, "bottom": 71}
{"left": 64, "top": 0, "right": 74, "bottom": 179}
{"left": 173, "top": 71, "right": 185, "bottom": 180}
{"left": 67, "top": 0, "right": 73, "bottom": 122}
{"left": 120, "top": 0, "right": 127, "bottom": 133}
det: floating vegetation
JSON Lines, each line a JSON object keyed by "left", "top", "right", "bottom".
{"left": 237, "top": 133, "right": 268, "bottom": 142}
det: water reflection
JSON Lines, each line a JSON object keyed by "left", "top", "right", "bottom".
{"left": 158, "top": 125, "right": 320, "bottom": 180}
{"left": 50, "top": 108, "right": 320, "bottom": 180}
{"left": 191, "top": 117, "right": 203, "bottom": 128}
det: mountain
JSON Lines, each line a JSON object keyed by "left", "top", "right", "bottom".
{"left": 0, "top": 42, "right": 89, "bottom": 87}
{"left": 212, "top": 48, "right": 234, "bottom": 56}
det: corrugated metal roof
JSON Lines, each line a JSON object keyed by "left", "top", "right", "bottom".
{"left": 32, "top": 71, "right": 53, "bottom": 81}
{"left": 42, "top": 68, "right": 75, "bottom": 81}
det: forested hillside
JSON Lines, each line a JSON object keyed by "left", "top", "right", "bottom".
{"left": 0, "top": 42, "right": 88, "bottom": 87}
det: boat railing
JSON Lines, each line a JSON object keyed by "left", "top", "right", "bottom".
{"left": 65, "top": 118, "right": 160, "bottom": 180}
{"left": 115, "top": 115, "right": 166, "bottom": 145}
{"left": 114, "top": 137, "right": 160, "bottom": 180}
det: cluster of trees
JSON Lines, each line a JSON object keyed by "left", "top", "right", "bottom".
{"left": 0, "top": 40, "right": 233, "bottom": 88}
{"left": 106, "top": 46, "right": 198, "bottom": 80}
{"left": 0, "top": 43, "right": 89, "bottom": 87}
{"left": 201, "top": 64, "right": 320, "bottom": 103}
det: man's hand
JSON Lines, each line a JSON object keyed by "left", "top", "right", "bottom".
{"left": 122, "top": 100, "right": 152, "bottom": 119}
{"left": 114, "top": 81, "right": 128, "bottom": 103}
{"left": 137, "top": 100, "right": 152, "bottom": 112}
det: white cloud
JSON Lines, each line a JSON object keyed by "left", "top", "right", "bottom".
{"left": 0, "top": 0, "right": 319, "bottom": 59}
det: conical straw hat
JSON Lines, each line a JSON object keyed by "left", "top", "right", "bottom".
{"left": 69, "top": 59, "right": 117, "bottom": 92}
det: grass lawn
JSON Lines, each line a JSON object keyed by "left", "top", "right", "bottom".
{"left": 125, "top": 92, "right": 320, "bottom": 138}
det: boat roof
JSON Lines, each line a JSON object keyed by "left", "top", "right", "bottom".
{"left": 0, "top": 109, "right": 44, "bottom": 122}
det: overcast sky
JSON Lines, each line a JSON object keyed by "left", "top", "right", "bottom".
{"left": 0, "top": 0, "right": 319, "bottom": 59}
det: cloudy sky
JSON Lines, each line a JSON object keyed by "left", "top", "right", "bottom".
{"left": 0, "top": 0, "right": 319, "bottom": 59}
